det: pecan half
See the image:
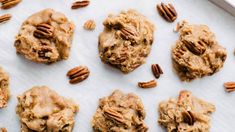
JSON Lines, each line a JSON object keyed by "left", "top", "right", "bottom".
{"left": 183, "top": 40, "right": 206, "bottom": 55}
{"left": 33, "top": 23, "right": 54, "bottom": 39}
{"left": 67, "top": 66, "right": 90, "bottom": 84}
{"left": 157, "top": 2, "right": 177, "bottom": 22}
{"left": 224, "top": 82, "right": 235, "bottom": 93}
{"left": 0, "top": 128, "right": 7, "bottom": 132}
{"left": 138, "top": 80, "right": 157, "bottom": 89}
{"left": 0, "top": 14, "right": 11, "bottom": 24}
{"left": 136, "top": 123, "right": 148, "bottom": 132}
{"left": 151, "top": 64, "right": 163, "bottom": 79}
{"left": 38, "top": 47, "right": 52, "bottom": 60}
{"left": 120, "top": 27, "right": 138, "bottom": 40}
{"left": 1, "top": 0, "right": 21, "bottom": 9}
{"left": 71, "top": 0, "right": 90, "bottom": 9}
{"left": 182, "top": 111, "right": 195, "bottom": 125}
{"left": 83, "top": 20, "right": 96, "bottom": 30}
{"left": 103, "top": 108, "right": 125, "bottom": 124}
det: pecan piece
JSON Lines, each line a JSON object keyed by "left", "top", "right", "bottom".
{"left": 0, "top": 128, "right": 7, "bottom": 132}
{"left": 224, "top": 82, "right": 235, "bottom": 93}
{"left": 157, "top": 2, "right": 177, "bottom": 22}
{"left": 67, "top": 66, "right": 90, "bottom": 84}
{"left": 183, "top": 40, "right": 206, "bottom": 55}
{"left": 182, "top": 111, "right": 195, "bottom": 125}
{"left": 33, "top": 23, "right": 54, "bottom": 39}
{"left": 120, "top": 27, "right": 138, "bottom": 40}
{"left": 0, "top": 14, "right": 11, "bottom": 24}
{"left": 138, "top": 80, "right": 157, "bottom": 89}
{"left": 151, "top": 64, "right": 163, "bottom": 79}
{"left": 83, "top": 20, "right": 96, "bottom": 30}
{"left": 71, "top": 0, "right": 90, "bottom": 9}
{"left": 103, "top": 108, "right": 126, "bottom": 124}
{"left": 1, "top": 0, "right": 21, "bottom": 9}
{"left": 136, "top": 123, "right": 148, "bottom": 132}
{"left": 38, "top": 47, "right": 52, "bottom": 60}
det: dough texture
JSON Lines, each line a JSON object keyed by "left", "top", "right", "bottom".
{"left": 92, "top": 90, "right": 148, "bottom": 132}
{"left": 14, "top": 9, "right": 75, "bottom": 64}
{"left": 172, "top": 21, "right": 227, "bottom": 81}
{"left": 99, "top": 9, "right": 155, "bottom": 73}
{"left": 158, "top": 90, "right": 215, "bottom": 132}
{"left": 0, "top": 66, "right": 10, "bottom": 108}
{"left": 16, "top": 86, "right": 78, "bottom": 132}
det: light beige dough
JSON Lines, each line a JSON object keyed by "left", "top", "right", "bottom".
{"left": 99, "top": 9, "right": 155, "bottom": 73}
{"left": 158, "top": 90, "right": 215, "bottom": 132}
{"left": 15, "top": 9, "right": 75, "bottom": 64}
{"left": 0, "top": 66, "right": 9, "bottom": 108}
{"left": 92, "top": 90, "right": 148, "bottom": 132}
{"left": 172, "top": 21, "right": 227, "bottom": 81}
{"left": 16, "top": 86, "right": 78, "bottom": 132}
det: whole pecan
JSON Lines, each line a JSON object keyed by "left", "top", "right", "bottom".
{"left": 33, "top": 23, "right": 54, "bottom": 39}
{"left": 182, "top": 111, "right": 195, "bottom": 125}
{"left": 67, "top": 66, "right": 90, "bottom": 84}
{"left": 1, "top": 0, "right": 21, "bottom": 9}
{"left": 183, "top": 40, "right": 206, "bottom": 55}
{"left": 157, "top": 2, "right": 177, "bottom": 22}
{"left": 120, "top": 27, "right": 138, "bottom": 40}
{"left": 71, "top": 0, "right": 90, "bottom": 9}
{"left": 151, "top": 64, "right": 163, "bottom": 79}
{"left": 0, "top": 14, "right": 11, "bottom": 24}
{"left": 138, "top": 80, "right": 157, "bottom": 89}
{"left": 224, "top": 82, "right": 235, "bottom": 93}
{"left": 103, "top": 108, "right": 125, "bottom": 124}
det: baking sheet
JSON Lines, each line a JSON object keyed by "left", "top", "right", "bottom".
{"left": 0, "top": 0, "right": 235, "bottom": 131}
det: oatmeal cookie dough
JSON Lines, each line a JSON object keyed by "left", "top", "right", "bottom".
{"left": 14, "top": 9, "right": 75, "bottom": 64}
{"left": 172, "top": 21, "right": 227, "bottom": 81}
{"left": 0, "top": 66, "right": 9, "bottom": 108}
{"left": 158, "top": 90, "right": 215, "bottom": 132}
{"left": 92, "top": 90, "right": 148, "bottom": 132}
{"left": 99, "top": 9, "right": 155, "bottom": 73}
{"left": 16, "top": 86, "right": 78, "bottom": 132}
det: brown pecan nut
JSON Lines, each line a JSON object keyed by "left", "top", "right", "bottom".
{"left": 224, "top": 82, "right": 235, "bottom": 93}
{"left": 71, "top": 0, "right": 90, "bottom": 9}
{"left": 1, "top": 0, "right": 21, "bottom": 9}
{"left": 120, "top": 27, "right": 138, "bottom": 40}
{"left": 67, "top": 66, "right": 90, "bottom": 84}
{"left": 138, "top": 80, "right": 157, "bottom": 89}
{"left": 103, "top": 108, "right": 126, "bottom": 125}
{"left": 0, "top": 128, "right": 7, "bottom": 132}
{"left": 157, "top": 2, "right": 177, "bottom": 22}
{"left": 151, "top": 64, "right": 163, "bottom": 79}
{"left": 183, "top": 40, "right": 206, "bottom": 55}
{"left": 136, "top": 123, "right": 148, "bottom": 132}
{"left": 182, "top": 111, "right": 195, "bottom": 125}
{"left": 0, "top": 14, "right": 11, "bottom": 24}
{"left": 38, "top": 47, "right": 52, "bottom": 60}
{"left": 83, "top": 20, "right": 96, "bottom": 30}
{"left": 33, "top": 23, "right": 54, "bottom": 39}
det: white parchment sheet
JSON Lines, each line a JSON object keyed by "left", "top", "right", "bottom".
{"left": 0, "top": 0, "right": 235, "bottom": 131}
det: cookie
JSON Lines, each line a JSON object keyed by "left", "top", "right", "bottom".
{"left": 98, "top": 9, "right": 155, "bottom": 73}
{"left": 172, "top": 21, "right": 227, "bottom": 81}
{"left": 158, "top": 90, "right": 215, "bottom": 132}
{"left": 0, "top": 66, "right": 10, "bottom": 108}
{"left": 92, "top": 90, "right": 148, "bottom": 132}
{"left": 14, "top": 9, "right": 75, "bottom": 64}
{"left": 16, "top": 86, "right": 78, "bottom": 132}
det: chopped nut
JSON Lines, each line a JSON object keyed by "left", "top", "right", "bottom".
{"left": 138, "top": 80, "right": 157, "bottom": 89}
{"left": 71, "top": 0, "right": 90, "bottom": 9}
{"left": 1, "top": 0, "right": 21, "bottom": 9}
{"left": 67, "top": 66, "right": 90, "bottom": 84}
{"left": 0, "top": 14, "right": 11, "bottom": 24}
{"left": 83, "top": 20, "right": 96, "bottom": 30}
{"left": 151, "top": 64, "right": 163, "bottom": 79}
{"left": 224, "top": 82, "right": 235, "bottom": 93}
{"left": 33, "top": 23, "right": 54, "bottom": 39}
{"left": 156, "top": 2, "right": 177, "bottom": 22}
{"left": 182, "top": 111, "right": 195, "bottom": 125}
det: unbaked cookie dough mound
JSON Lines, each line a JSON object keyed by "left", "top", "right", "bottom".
{"left": 158, "top": 90, "right": 215, "bottom": 132}
{"left": 92, "top": 90, "right": 148, "bottom": 132}
{"left": 15, "top": 9, "right": 75, "bottom": 64}
{"left": 16, "top": 86, "right": 78, "bottom": 132}
{"left": 172, "top": 21, "right": 227, "bottom": 81}
{"left": 0, "top": 66, "right": 9, "bottom": 108}
{"left": 99, "top": 9, "right": 155, "bottom": 73}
